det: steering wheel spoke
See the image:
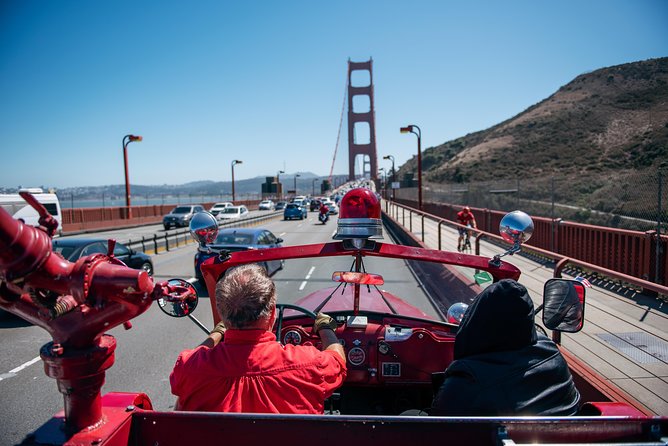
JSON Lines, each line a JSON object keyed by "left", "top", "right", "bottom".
{"left": 274, "top": 303, "right": 317, "bottom": 344}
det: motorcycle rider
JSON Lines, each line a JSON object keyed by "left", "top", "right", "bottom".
{"left": 431, "top": 279, "right": 580, "bottom": 416}
{"left": 456, "top": 206, "right": 477, "bottom": 252}
{"left": 319, "top": 201, "right": 330, "bottom": 224}
{"left": 170, "top": 263, "right": 347, "bottom": 413}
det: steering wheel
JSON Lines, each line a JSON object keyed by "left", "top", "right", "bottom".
{"left": 274, "top": 303, "right": 317, "bottom": 344}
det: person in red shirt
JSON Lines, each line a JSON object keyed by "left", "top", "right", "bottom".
{"left": 170, "top": 263, "right": 347, "bottom": 414}
{"left": 456, "top": 206, "right": 477, "bottom": 252}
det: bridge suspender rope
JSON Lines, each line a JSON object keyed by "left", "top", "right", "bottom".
{"left": 328, "top": 74, "right": 348, "bottom": 188}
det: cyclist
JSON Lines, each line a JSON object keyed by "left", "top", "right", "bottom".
{"left": 456, "top": 206, "right": 477, "bottom": 252}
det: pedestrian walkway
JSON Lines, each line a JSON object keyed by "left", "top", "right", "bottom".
{"left": 385, "top": 201, "right": 668, "bottom": 416}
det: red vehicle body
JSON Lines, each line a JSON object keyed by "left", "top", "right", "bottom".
{"left": 0, "top": 190, "right": 665, "bottom": 445}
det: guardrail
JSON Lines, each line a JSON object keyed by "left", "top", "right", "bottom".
{"left": 384, "top": 200, "right": 668, "bottom": 296}
{"left": 122, "top": 211, "right": 283, "bottom": 255}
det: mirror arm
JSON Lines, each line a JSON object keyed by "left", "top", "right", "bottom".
{"left": 489, "top": 242, "right": 521, "bottom": 267}
{"left": 188, "top": 314, "right": 211, "bottom": 335}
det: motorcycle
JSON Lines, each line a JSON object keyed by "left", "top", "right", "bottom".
{"left": 0, "top": 188, "right": 664, "bottom": 445}
{"left": 318, "top": 211, "right": 329, "bottom": 224}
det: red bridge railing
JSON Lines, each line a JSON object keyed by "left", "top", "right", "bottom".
{"left": 393, "top": 198, "right": 667, "bottom": 287}
{"left": 61, "top": 200, "right": 261, "bottom": 234}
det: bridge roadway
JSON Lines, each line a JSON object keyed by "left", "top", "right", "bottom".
{"left": 0, "top": 212, "right": 441, "bottom": 446}
{"left": 384, "top": 201, "right": 668, "bottom": 416}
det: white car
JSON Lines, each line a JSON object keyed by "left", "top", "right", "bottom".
{"left": 217, "top": 205, "right": 249, "bottom": 220}
{"left": 258, "top": 200, "right": 275, "bottom": 210}
{"left": 209, "top": 202, "right": 234, "bottom": 217}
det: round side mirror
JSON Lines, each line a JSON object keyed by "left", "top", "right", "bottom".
{"left": 499, "top": 211, "right": 534, "bottom": 245}
{"left": 190, "top": 211, "right": 219, "bottom": 246}
{"left": 157, "top": 278, "right": 199, "bottom": 318}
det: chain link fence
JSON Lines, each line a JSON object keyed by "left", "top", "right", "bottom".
{"left": 395, "top": 168, "right": 667, "bottom": 233}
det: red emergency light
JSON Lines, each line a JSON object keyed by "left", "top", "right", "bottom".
{"left": 334, "top": 188, "right": 383, "bottom": 240}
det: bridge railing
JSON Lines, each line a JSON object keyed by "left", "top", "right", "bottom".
{"left": 385, "top": 199, "right": 668, "bottom": 291}
{"left": 61, "top": 200, "right": 262, "bottom": 234}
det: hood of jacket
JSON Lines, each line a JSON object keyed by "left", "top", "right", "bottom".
{"left": 454, "top": 279, "right": 537, "bottom": 359}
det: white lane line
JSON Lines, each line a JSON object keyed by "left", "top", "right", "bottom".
{"left": 0, "top": 356, "right": 41, "bottom": 381}
{"left": 279, "top": 232, "right": 286, "bottom": 236}
{"left": 297, "top": 223, "right": 303, "bottom": 228}
{"left": 298, "top": 266, "right": 316, "bottom": 291}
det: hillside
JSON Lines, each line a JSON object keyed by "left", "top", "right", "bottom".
{"left": 396, "top": 57, "right": 668, "bottom": 226}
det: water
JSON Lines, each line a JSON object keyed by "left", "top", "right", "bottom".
{"left": 58, "top": 194, "right": 261, "bottom": 209}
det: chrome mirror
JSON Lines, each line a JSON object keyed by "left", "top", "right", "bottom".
{"left": 489, "top": 211, "right": 534, "bottom": 267}
{"left": 542, "top": 279, "right": 585, "bottom": 333}
{"left": 190, "top": 211, "right": 219, "bottom": 246}
{"left": 499, "top": 210, "right": 534, "bottom": 245}
{"left": 157, "top": 278, "right": 199, "bottom": 318}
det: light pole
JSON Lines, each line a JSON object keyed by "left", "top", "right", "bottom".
{"left": 277, "top": 170, "right": 284, "bottom": 200}
{"left": 231, "top": 159, "right": 243, "bottom": 202}
{"left": 400, "top": 125, "right": 422, "bottom": 210}
{"left": 293, "top": 174, "right": 301, "bottom": 196}
{"left": 312, "top": 178, "right": 319, "bottom": 196}
{"left": 383, "top": 154, "right": 396, "bottom": 201}
{"left": 122, "top": 134, "right": 142, "bottom": 219}
{"left": 379, "top": 167, "right": 386, "bottom": 199}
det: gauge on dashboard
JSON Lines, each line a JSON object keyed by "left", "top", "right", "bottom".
{"left": 283, "top": 330, "right": 302, "bottom": 345}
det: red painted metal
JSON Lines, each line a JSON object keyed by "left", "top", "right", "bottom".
{"left": 0, "top": 208, "right": 158, "bottom": 432}
{"left": 347, "top": 60, "right": 378, "bottom": 181}
{"left": 60, "top": 200, "right": 262, "bottom": 233}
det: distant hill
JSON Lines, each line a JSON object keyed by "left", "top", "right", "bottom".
{"left": 397, "top": 57, "right": 668, "bottom": 225}
{"left": 46, "top": 172, "right": 345, "bottom": 198}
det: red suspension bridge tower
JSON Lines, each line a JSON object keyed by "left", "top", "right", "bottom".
{"left": 347, "top": 59, "right": 378, "bottom": 181}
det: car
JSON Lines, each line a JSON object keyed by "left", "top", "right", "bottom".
{"left": 274, "top": 201, "right": 287, "bottom": 210}
{"left": 52, "top": 238, "right": 154, "bottom": 276}
{"left": 194, "top": 228, "right": 283, "bottom": 279}
{"left": 258, "top": 200, "right": 275, "bottom": 210}
{"left": 217, "top": 205, "right": 249, "bottom": 220}
{"left": 283, "top": 202, "right": 308, "bottom": 220}
{"left": 309, "top": 199, "right": 321, "bottom": 212}
{"left": 209, "top": 202, "right": 234, "bottom": 217}
{"left": 163, "top": 205, "right": 205, "bottom": 229}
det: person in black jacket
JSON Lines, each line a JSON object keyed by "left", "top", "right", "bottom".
{"left": 431, "top": 279, "right": 580, "bottom": 416}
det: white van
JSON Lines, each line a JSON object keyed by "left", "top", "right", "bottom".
{"left": 0, "top": 188, "right": 63, "bottom": 234}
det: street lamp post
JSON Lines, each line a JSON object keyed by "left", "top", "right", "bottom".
{"left": 122, "top": 134, "right": 142, "bottom": 219}
{"left": 293, "top": 174, "right": 301, "bottom": 197}
{"left": 379, "top": 167, "right": 386, "bottom": 199}
{"left": 400, "top": 125, "right": 422, "bottom": 210}
{"left": 231, "top": 160, "right": 243, "bottom": 202}
{"left": 383, "top": 155, "right": 396, "bottom": 201}
{"left": 277, "top": 170, "right": 285, "bottom": 200}
{"left": 312, "top": 178, "right": 319, "bottom": 196}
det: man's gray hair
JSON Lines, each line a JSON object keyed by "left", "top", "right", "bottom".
{"left": 215, "top": 264, "right": 276, "bottom": 328}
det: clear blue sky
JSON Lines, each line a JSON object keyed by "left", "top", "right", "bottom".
{"left": 2, "top": 0, "right": 667, "bottom": 188}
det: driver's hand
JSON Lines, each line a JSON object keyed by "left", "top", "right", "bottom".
{"left": 313, "top": 312, "right": 337, "bottom": 334}
{"left": 210, "top": 321, "right": 227, "bottom": 337}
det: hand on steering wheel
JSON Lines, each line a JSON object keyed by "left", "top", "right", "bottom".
{"left": 274, "top": 303, "right": 317, "bottom": 344}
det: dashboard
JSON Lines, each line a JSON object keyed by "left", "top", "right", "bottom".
{"left": 279, "top": 313, "right": 457, "bottom": 386}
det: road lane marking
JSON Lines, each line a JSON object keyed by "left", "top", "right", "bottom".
{"left": 298, "top": 266, "right": 316, "bottom": 291}
{"left": 279, "top": 232, "right": 286, "bottom": 236}
{"left": 0, "top": 356, "right": 41, "bottom": 382}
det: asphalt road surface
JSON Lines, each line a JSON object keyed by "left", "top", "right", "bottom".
{"left": 0, "top": 214, "right": 441, "bottom": 445}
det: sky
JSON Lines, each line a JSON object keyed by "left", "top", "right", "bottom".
{"left": 1, "top": 1, "right": 667, "bottom": 189}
